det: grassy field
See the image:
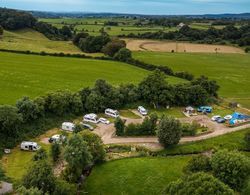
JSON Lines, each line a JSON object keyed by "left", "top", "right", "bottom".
{"left": 84, "top": 156, "right": 190, "bottom": 195}
{"left": 133, "top": 52, "right": 250, "bottom": 108}
{"left": 0, "top": 52, "right": 185, "bottom": 105}
{"left": 0, "top": 29, "right": 86, "bottom": 54}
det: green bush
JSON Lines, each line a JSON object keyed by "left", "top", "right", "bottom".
{"left": 184, "top": 155, "right": 211, "bottom": 173}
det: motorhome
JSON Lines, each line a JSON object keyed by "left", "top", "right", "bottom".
{"left": 138, "top": 106, "right": 148, "bottom": 116}
{"left": 62, "top": 122, "right": 75, "bottom": 132}
{"left": 105, "top": 108, "right": 119, "bottom": 118}
{"left": 83, "top": 113, "right": 99, "bottom": 124}
{"left": 21, "top": 141, "right": 40, "bottom": 151}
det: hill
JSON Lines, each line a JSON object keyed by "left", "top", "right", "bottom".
{"left": 0, "top": 51, "right": 185, "bottom": 105}
{"left": 133, "top": 52, "right": 250, "bottom": 108}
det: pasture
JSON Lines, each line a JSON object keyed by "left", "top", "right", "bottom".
{"left": 133, "top": 52, "right": 250, "bottom": 108}
{"left": 84, "top": 156, "right": 190, "bottom": 195}
{"left": 0, "top": 52, "right": 185, "bottom": 105}
{"left": 0, "top": 29, "right": 84, "bottom": 54}
{"left": 126, "top": 39, "right": 244, "bottom": 54}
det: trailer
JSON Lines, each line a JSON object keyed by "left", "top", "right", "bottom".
{"left": 62, "top": 122, "right": 75, "bottom": 132}
{"left": 21, "top": 141, "right": 40, "bottom": 151}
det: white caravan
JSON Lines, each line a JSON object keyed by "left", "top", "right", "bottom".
{"left": 105, "top": 108, "right": 119, "bottom": 118}
{"left": 138, "top": 106, "right": 148, "bottom": 116}
{"left": 83, "top": 113, "right": 99, "bottom": 124}
{"left": 62, "top": 122, "right": 75, "bottom": 132}
{"left": 21, "top": 141, "right": 41, "bottom": 151}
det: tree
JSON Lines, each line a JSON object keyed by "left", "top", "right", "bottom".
{"left": 81, "top": 131, "right": 106, "bottom": 163}
{"left": 0, "top": 25, "right": 3, "bottom": 36}
{"left": 16, "top": 97, "right": 39, "bottom": 122}
{"left": 166, "top": 172, "right": 234, "bottom": 195}
{"left": 85, "top": 91, "right": 105, "bottom": 113}
{"left": 64, "top": 134, "right": 92, "bottom": 182}
{"left": 184, "top": 155, "right": 211, "bottom": 173}
{"left": 53, "top": 179, "right": 77, "bottom": 195}
{"left": 16, "top": 186, "right": 43, "bottom": 195}
{"left": 191, "top": 75, "right": 220, "bottom": 97}
{"left": 211, "top": 150, "right": 250, "bottom": 190}
{"left": 114, "top": 48, "right": 132, "bottom": 62}
{"left": 0, "top": 105, "right": 23, "bottom": 139}
{"left": 157, "top": 116, "right": 182, "bottom": 148}
{"left": 102, "top": 39, "right": 126, "bottom": 57}
{"left": 73, "top": 32, "right": 89, "bottom": 45}
{"left": 33, "top": 148, "right": 47, "bottom": 161}
{"left": 115, "top": 117, "right": 125, "bottom": 136}
{"left": 22, "top": 160, "right": 56, "bottom": 194}
{"left": 51, "top": 142, "right": 61, "bottom": 163}
{"left": 139, "top": 69, "right": 169, "bottom": 108}
{"left": 60, "top": 25, "right": 72, "bottom": 39}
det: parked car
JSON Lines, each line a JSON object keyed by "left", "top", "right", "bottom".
{"left": 83, "top": 113, "right": 99, "bottom": 124}
{"left": 197, "top": 106, "right": 212, "bottom": 113}
{"left": 211, "top": 115, "right": 221, "bottom": 121}
{"left": 49, "top": 134, "right": 66, "bottom": 143}
{"left": 98, "top": 117, "right": 110, "bottom": 125}
{"left": 138, "top": 106, "right": 148, "bottom": 116}
{"left": 81, "top": 123, "right": 94, "bottom": 131}
{"left": 216, "top": 118, "right": 226, "bottom": 123}
{"left": 105, "top": 108, "right": 119, "bottom": 118}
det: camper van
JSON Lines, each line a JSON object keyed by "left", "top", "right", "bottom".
{"left": 105, "top": 108, "right": 119, "bottom": 118}
{"left": 49, "top": 134, "right": 66, "bottom": 143}
{"left": 83, "top": 113, "right": 99, "bottom": 124}
{"left": 138, "top": 106, "right": 148, "bottom": 116}
{"left": 21, "top": 141, "right": 41, "bottom": 151}
{"left": 62, "top": 122, "right": 75, "bottom": 132}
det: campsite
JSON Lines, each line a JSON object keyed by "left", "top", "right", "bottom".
{"left": 0, "top": 4, "right": 250, "bottom": 195}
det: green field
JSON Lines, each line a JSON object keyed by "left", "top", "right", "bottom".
{"left": 0, "top": 28, "right": 85, "bottom": 54}
{"left": 0, "top": 52, "right": 185, "bottom": 105}
{"left": 133, "top": 52, "right": 250, "bottom": 108}
{"left": 84, "top": 156, "right": 190, "bottom": 195}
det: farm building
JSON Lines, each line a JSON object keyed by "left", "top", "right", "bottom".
{"left": 62, "top": 122, "right": 75, "bottom": 132}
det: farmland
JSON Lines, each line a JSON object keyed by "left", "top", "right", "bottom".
{"left": 133, "top": 52, "right": 250, "bottom": 108}
{"left": 84, "top": 156, "right": 191, "bottom": 195}
{"left": 0, "top": 52, "right": 185, "bottom": 105}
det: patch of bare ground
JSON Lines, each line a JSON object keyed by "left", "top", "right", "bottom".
{"left": 125, "top": 39, "right": 244, "bottom": 54}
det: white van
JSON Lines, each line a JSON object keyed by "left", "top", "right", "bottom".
{"left": 83, "top": 113, "right": 99, "bottom": 124}
{"left": 105, "top": 108, "right": 119, "bottom": 118}
{"left": 138, "top": 106, "right": 148, "bottom": 116}
{"left": 21, "top": 141, "right": 41, "bottom": 151}
{"left": 62, "top": 122, "right": 75, "bottom": 132}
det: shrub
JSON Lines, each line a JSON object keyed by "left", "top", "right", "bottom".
{"left": 51, "top": 143, "right": 61, "bottom": 163}
{"left": 244, "top": 131, "right": 250, "bottom": 151}
{"left": 115, "top": 117, "right": 125, "bottom": 136}
{"left": 114, "top": 48, "right": 132, "bottom": 62}
{"left": 211, "top": 150, "right": 250, "bottom": 190}
{"left": 32, "top": 148, "right": 47, "bottom": 161}
{"left": 102, "top": 39, "right": 126, "bottom": 57}
{"left": 184, "top": 155, "right": 211, "bottom": 173}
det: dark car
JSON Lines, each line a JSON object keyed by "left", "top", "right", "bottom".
{"left": 216, "top": 117, "right": 226, "bottom": 123}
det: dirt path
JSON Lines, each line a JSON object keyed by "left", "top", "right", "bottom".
{"left": 94, "top": 115, "right": 250, "bottom": 149}
{"left": 125, "top": 39, "right": 244, "bottom": 54}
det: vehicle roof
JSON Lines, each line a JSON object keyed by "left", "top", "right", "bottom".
{"left": 84, "top": 113, "right": 97, "bottom": 118}
{"left": 21, "top": 141, "right": 38, "bottom": 146}
{"left": 62, "top": 122, "right": 75, "bottom": 126}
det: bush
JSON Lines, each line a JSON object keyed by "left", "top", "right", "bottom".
{"left": 102, "top": 39, "right": 126, "bottom": 57}
{"left": 16, "top": 186, "right": 43, "bottom": 195}
{"left": 166, "top": 172, "right": 234, "bottom": 195}
{"left": 184, "top": 155, "right": 211, "bottom": 173}
{"left": 211, "top": 150, "right": 250, "bottom": 190}
{"left": 51, "top": 143, "right": 61, "bottom": 163}
{"left": 32, "top": 148, "right": 47, "bottom": 161}
{"left": 114, "top": 48, "right": 132, "bottom": 62}
{"left": 245, "top": 132, "right": 250, "bottom": 151}
{"left": 157, "top": 116, "right": 182, "bottom": 148}
{"left": 115, "top": 117, "right": 125, "bottom": 136}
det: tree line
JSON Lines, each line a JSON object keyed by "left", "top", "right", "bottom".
{"left": 0, "top": 8, "right": 72, "bottom": 40}
{"left": 120, "top": 24, "right": 250, "bottom": 47}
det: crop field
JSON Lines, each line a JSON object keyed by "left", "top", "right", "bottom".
{"left": 84, "top": 156, "right": 191, "bottom": 195}
{"left": 133, "top": 52, "right": 250, "bottom": 108}
{"left": 126, "top": 39, "right": 244, "bottom": 54}
{"left": 0, "top": 28, "right": 84, "bottom": 54}
{"left": 0, "top": 52, "right": 185, "bottom": 105}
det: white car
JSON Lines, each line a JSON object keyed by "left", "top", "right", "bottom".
{"left": 224, "top": 115, "right": 233, "bottom": 120}
{"left": 138, "top": 106, "right": 148, "bottom": 116}
{"left": 211, "top": 115, "right": 221, "bottom": 121}
{"left": 98, "top": 118, "right": 110, "bottom": 125}
{"left": 49, "top": 134, "right": 66, "bottom": 143}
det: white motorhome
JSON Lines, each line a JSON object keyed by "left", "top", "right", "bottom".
{"left": 83, "top": 113, "right": 99, "bottom": 124}
{"left": 138, "top": 106, "right": 148, "bottom": 116}
{"left": 105, "top": 108, "right": 119, "bottom": 118}
{"left": 21, "top": 141, "right": 40, "bottom": 151}
{"left": 62, "top": 122, "right": 75, "bottom": 132}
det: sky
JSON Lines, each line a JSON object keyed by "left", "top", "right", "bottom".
{"left": 0, "top": 0, "right": 250, "bottom": 15}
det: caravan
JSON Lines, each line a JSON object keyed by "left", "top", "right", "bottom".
{"left": 83, "top": 113, "right": 99, "bottom": 124}
{"left": 21, "top": 141, "right": 41, "bottom": 151}
{"left": 62, "top": 122, "right": 75, "bottom": 132}
{"left": 105, "top": 108, "right": 119, "bottom": 118}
